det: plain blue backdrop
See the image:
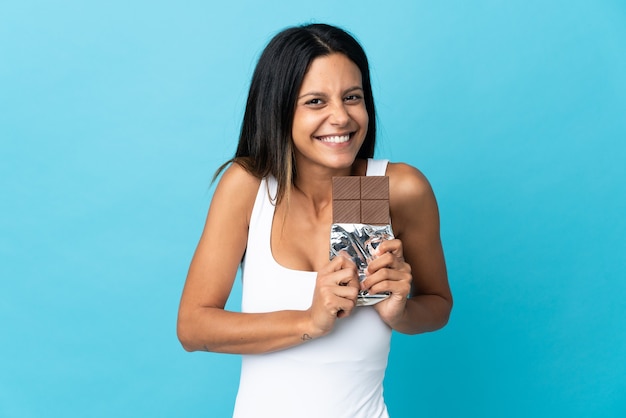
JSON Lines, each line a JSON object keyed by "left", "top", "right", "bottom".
{"left": 1, "top": 1, "right": 625, "bottom": 417}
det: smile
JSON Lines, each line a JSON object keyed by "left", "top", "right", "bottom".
{"left": 316, "top": 134, "right": 351, "bottom": 143}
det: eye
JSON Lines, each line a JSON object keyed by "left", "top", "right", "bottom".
{"left": 344, "top": 94, "right": 363, "bottom": 103}
{"left": 305, "top": 98, "right": 324, "bottom": 106}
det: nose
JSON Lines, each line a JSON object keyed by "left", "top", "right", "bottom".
{"left": 329, "top": 101, "right": 350, "bottom": 126}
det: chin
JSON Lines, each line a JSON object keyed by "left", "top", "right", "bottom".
{"left": 324, "top": 155, "right": 358, "bottom": 170}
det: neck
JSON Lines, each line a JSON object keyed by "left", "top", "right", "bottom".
{"left": 292, "top": 172, "right": 336, "bottom": 208}
{"left": 291, "top": 160, "right": 367, "bottom": 215}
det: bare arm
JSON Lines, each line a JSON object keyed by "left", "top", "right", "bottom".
{"left": 176, "top": 164, "right": 359, "bottom": 354}
{"left": 361, "top": 163, "right": 452, "bottom": 334}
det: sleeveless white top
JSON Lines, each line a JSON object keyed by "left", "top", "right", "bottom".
{"left": 233, "top": 159, "right": 392, "bottom": 418}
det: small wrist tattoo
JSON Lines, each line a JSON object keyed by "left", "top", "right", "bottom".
{"left": 301, "top": 333, "right": 312, "bottom": 342}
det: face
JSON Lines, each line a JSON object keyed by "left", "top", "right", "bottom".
{"left": 291, "top": 53, "right": 369, "bottom": 173}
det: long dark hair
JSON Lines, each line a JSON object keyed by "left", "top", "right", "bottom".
{"left": 217, "top": 23, "right": 376, "bottom": 204}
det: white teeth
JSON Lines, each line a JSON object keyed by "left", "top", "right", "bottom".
{"left": 319, "top": 135, "right": 350, "bottom": 143}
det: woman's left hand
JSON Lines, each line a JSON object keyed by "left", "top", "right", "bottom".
{"left": 360, "top": 238, "right": 413, "bottom": 327}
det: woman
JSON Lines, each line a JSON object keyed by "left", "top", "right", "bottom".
{"left": 177, "top": 23, "right": 452, "bottom": 417}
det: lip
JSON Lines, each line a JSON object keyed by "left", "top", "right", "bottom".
{"left": 314, "top": 132, "right": 354, "bottom": 144}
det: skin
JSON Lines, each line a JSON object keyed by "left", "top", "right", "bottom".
{"left": 177, "top": 53, "right": 452, "bottom": 354}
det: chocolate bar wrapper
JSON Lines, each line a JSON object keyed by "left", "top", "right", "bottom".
{"left": 329, "top": 223, "right": 394, "bottom": 306}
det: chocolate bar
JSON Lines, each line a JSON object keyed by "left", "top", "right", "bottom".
{"left": 330, "top": 176, "right": 393, "bottom": 306}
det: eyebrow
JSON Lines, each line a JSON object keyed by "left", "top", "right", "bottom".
{"left": 298, "top": 86, "right": 364, "bottom": 100}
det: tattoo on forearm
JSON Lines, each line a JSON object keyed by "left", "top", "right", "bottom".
{"left": 301, "top": 334, "right": 312, "bottom": 342}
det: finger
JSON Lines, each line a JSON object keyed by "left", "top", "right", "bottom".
{"left": 361, "top": 267, "right": 411, "bottom": 292}
{"left": 324, "top": 266, "right": 359, "bottom": 288}
{"left": 360, "top": 266, "right": 392, "bottom": 291}
{"left": 320, "top": 255, "right": 358, "bottom": 275}
{"left": 367, "top": 252, "right": 397, "bottom": 273}
{"left": 334, "top": 293, "right": 358, "bottom": 318}
{"left": 367, "top": 252, "right": 410, "bottom": 276}
{"left": 374, "top": 239, "right": 404, "bottom": 258}
{"left": 337, "top": 274, "right": 360, "bottom": 290}
{"left": 336, "top": 255, "right": 359, "bottom": 272}
{"left": 317, "top": 273, "right": 358, "bottom": 305}
{"left": 319, "top": 290, "right": 357, "bottom": 319}
{"left": 319, "top": 256, "right": 347, "bottom": 274}
{"left": 369, "top": 280, "right": 411, "bottom": 298}
{"left": 366, "top": 271, "right": 412, "bottom": 297}
{"left": 337, "top": 306, "right": 354, "bottom": 318}
{"left": 333, "top": 284, "right": 359, "bottom": 301}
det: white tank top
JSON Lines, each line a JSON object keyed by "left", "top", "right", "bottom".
{"left": 233, "top": 159, "right": 392, "bottom": 418}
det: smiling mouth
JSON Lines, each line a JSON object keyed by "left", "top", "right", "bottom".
{"left": 316, "top": 134, "right": 352, "bottom": 144}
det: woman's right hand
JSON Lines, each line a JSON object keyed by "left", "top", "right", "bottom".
{"left": 307, "top": 256, "right": 360, "bottom": 338}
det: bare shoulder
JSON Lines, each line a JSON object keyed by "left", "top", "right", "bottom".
{"left": 386, "top": 162, "right": 439, "bottom": 235}
{"left": 386, "top": 162, "right": 435, "bottom": 205}
{"left": 211, "top": 163, "right": 261, "bottom": 223}
{"left": 216, "top": 162, "right": 261, "bottom": 192}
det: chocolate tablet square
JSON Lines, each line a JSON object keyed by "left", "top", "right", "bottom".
{"left": 360, "top": 176, "right": 389, "bottom": 200}
{"left": 361, "top": 200, "right": 390, "bottom": 225}
{"left": 332, "top": 200, "right": 361, "bottom": 223}
{"left": 332, "top": 176, "right": 361, "bottom": 200}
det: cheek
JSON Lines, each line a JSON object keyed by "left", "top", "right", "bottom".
{"left": 355, "top": 107, "right": 369, "bottom": 130}
{"left": 291, "top": 113, "right": 305, "bottom": 136}
{"left": 293, "top": 113, "right": 320, "bottom": 136}
{"left": 353, "top": 102, "right": 368, "bottom": 122}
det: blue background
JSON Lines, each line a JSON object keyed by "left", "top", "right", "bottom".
{"left": 2, "top": 1, "right": 625, "bottom": 417}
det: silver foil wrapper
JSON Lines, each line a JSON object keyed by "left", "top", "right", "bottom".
{"left": 329, "top": 223, "right": 394, "bottom": 306}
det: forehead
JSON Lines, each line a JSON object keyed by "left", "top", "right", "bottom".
{"left": 301, "top": 53, "right": 363, "bottom": 88}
